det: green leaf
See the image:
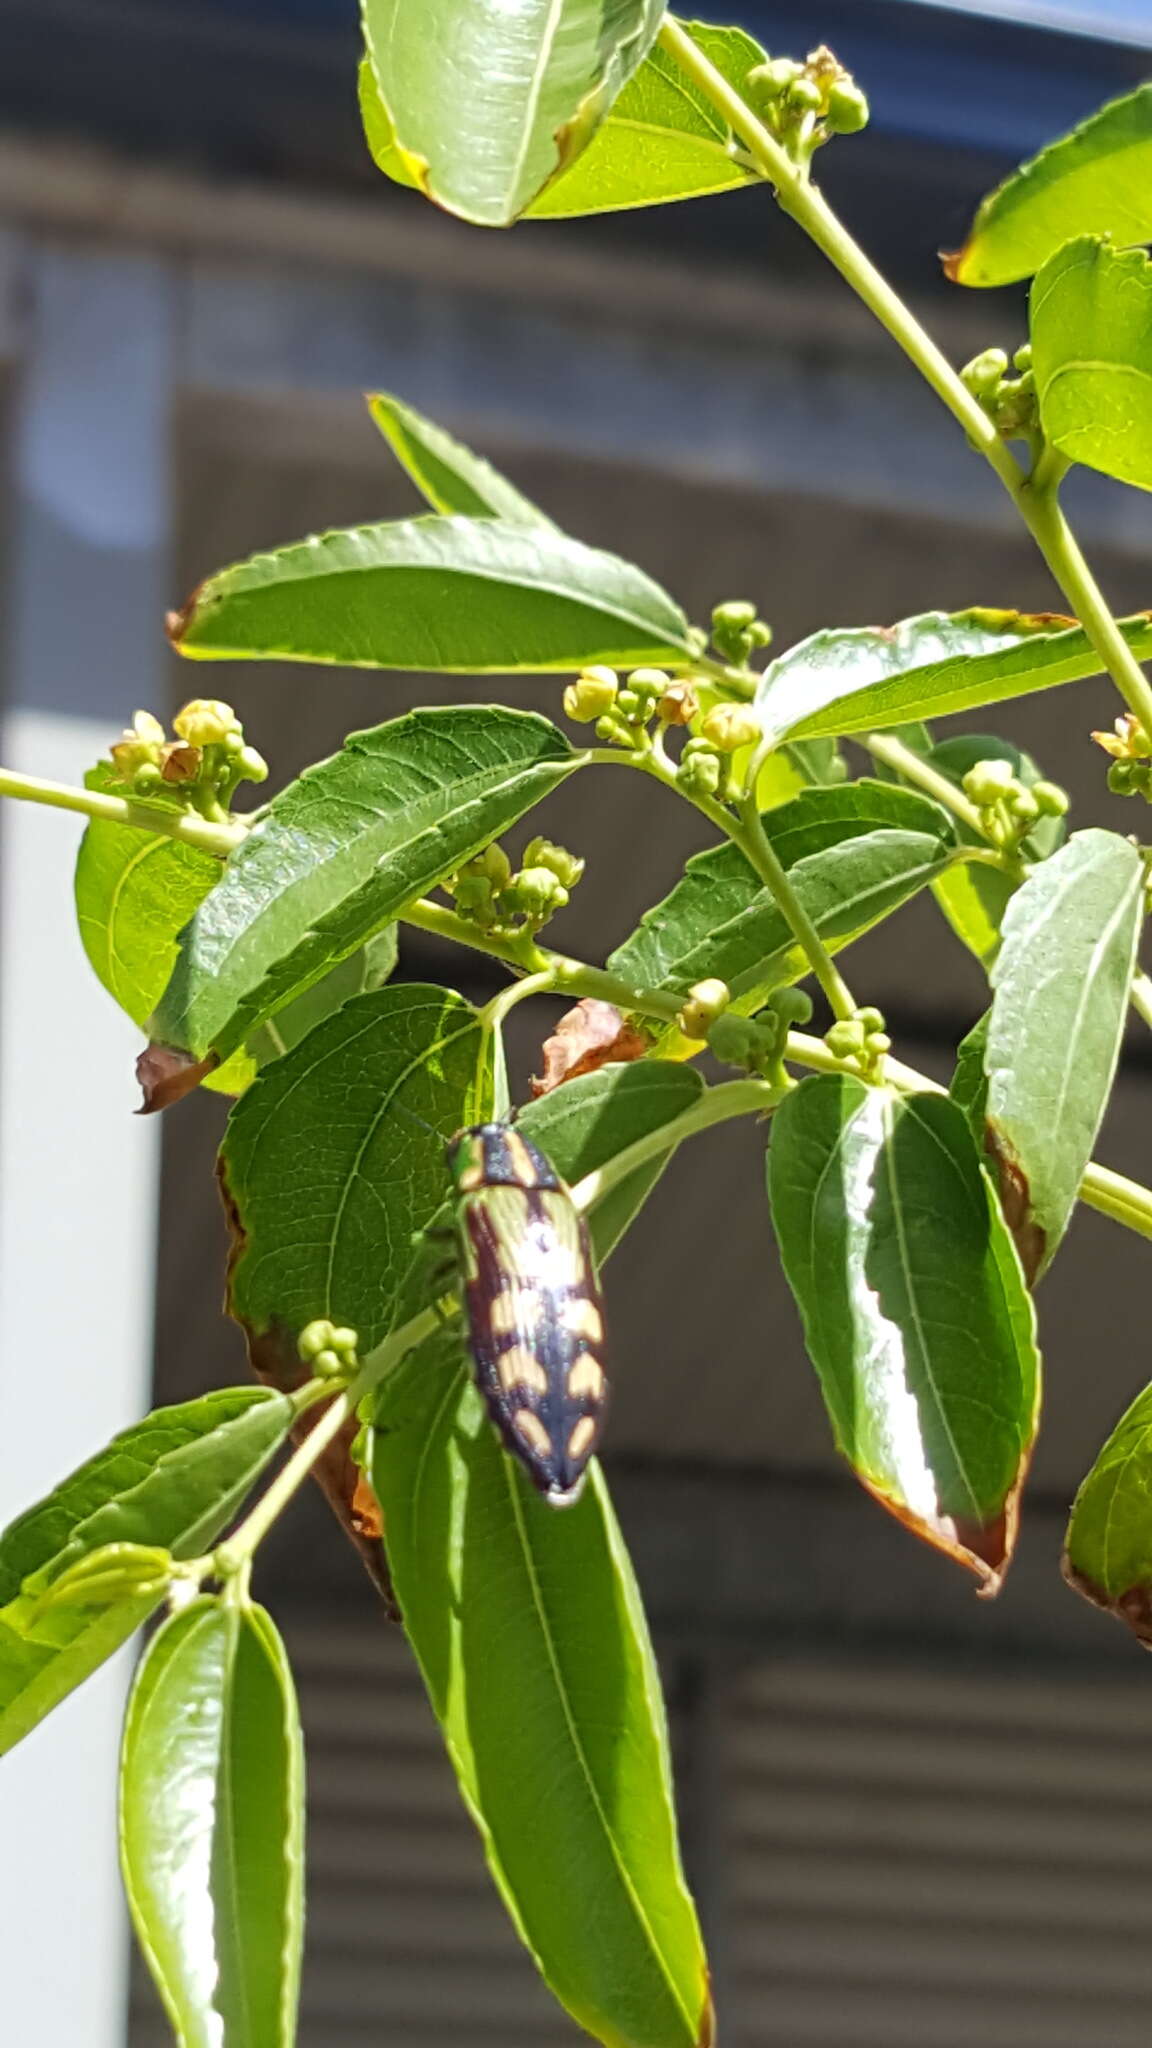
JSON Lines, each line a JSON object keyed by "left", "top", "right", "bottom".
{"left": 150, "top": 707, "right": 576, "bottom": 1063}
{"left": 120, "top": 1599, "right": 304, "bottom": 2048}
{"left": 370, "top": 1325, "right": 711, "bottom": 2048}
{"left": 946, "top": 85, "right": 1152, "bottom": 289}
{"left": 1031, "top": 236, "right": 1152, "bottom": 491}
{"left": 608, "top": 781, "right": 956, "bottom": 1008}
{"left": 220, "top": 983, "right": 484, "bottom": 1354}
{"left": 950, "top": 1010, "right": 990, "bottom": 1143}
{"left": 985, "top": 829, "right": 1144, "bottom": 1279}
{"left": 0, "top": 1389, "right": 293, "bottom": 1756}
{"left": 360, "top": 0, "right": 666, "bottom": 227}
{"left": 767, "top": 1075, "right": 1040, "bottom": 1591}
{"left": 366, "top": 393, "right": 554, "bottom": 525}
{"left": 888, "top": 733, "right": 1064, "bottom": 964}
{"left": 1063, "top": 1385, "right": 1152, "bottom": 1643}
{"left": 519, "top": 1058, "right": 705, "bottom": 1260}
{"left": 361, "top": 25, "right": 762, "bottom": 221}
{"left": 76, "top": 791, "right": 398, "bottom": 1093}
{"left": 752, "top": 607, "right": 1152, "bottom": 745}
{"left": 172, "top": 515, "right": 693, "bottom": 676}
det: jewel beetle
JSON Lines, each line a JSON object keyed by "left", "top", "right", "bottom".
{"left": 445, "top": 1121, "right": 608, "bottom": 1506}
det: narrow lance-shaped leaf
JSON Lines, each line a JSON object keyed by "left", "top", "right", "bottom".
{"left": 171, "top": 514, "right": 695, "bottom": 674}
{"left": 753, "top": 607, "right": 1152, "bottom": 745}
{"left": 519, "top": 1057, "right": 706, "bottom": 1260}
{"left": 360, "top": 0, "right": 666, "bottom": 227}
{"left": 120, "top": 1599, "right": 304, "bottom": 2048}
{"left": 985, "top": 829, "right": 1144, "bottom": 1280}
{"left": 365, "top": 393, "right": 554, "bottom": 525}
{"left": 148, "top": 707, "right": 577, "bottom": 1068}
{"left": 768, "top": 1075, "right": 1041, "bottom": 1592}
{"left": 360, "top": 24, "right": 764, "bottom": 220}
{"left": 945, "top": 85, "right": 1152, "bottom": 289}
{"left": 609, "top": 781, "right": 956, "bottom": 1011}
{"left": 0, "top": 1388, "right": 293, "bottom": 1756}
{"left": 1063, "top": 1385, "right": 1152, "bottom": 1645}
{"left": 1031, "top": 235, "right": 1152, "bottom": 493}
{"left": 370, "top": 1326, "right": 711, "bottom": 2048}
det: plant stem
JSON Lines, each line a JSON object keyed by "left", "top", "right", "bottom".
{"left": 569, "top": 1075, "right": 782, "bottom": 1214}
{"left": 215, "top": 1386, "right": 355, "bottom": 1569}
{"left": 0, "top": 764, "right": 244, "bottom": 856}
{"left": 1130, "top": 972, "right": 1152, "bottom": 1033}
{"left": 1017, "top": 481, "right": 1152, "bottom": 738}
{"left": 401, "top": 895, "right": 684, "bottom": 1024}
{"left": 658, "top": 18, "right": 1152, "bottom": 733}
{"left": 1079, "top": 1161, "right": 1152, "bottom": 1242}
{"left": 863, "top": 732, "right": 988, "bottom": 835}
{"left": 733, "top": 796, "right": 858, "bottom": 1020}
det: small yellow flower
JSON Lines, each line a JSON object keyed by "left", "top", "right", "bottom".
{"left": 174, "top": 698, "right": 242, "bottom": 748}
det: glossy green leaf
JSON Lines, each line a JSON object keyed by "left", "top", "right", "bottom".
{"left": 171, "top": 514, "right": 694, "bottom": 674}
{"left": 881, "top": 733, "right": 1065, "bottom": 964}
{"left": 520, "top": 1058, "right": 705, "bottom": 1259}
{"left": 946, "top": 85, "right": 1152, "bottom": 289}
{"left": 608, "top": 781, "right": 956, "bottom": 1006}
{"left": 0, "top": 1389, "right": 293, "bottom": 1756}
{"left": 985, "top": 829, "right": 1144, "bottom": 1278}
{"left": 1063, "top": 1384, "right": 1152, "bottom": 1643}
{"left": 752, "top": 607, "right": 1152, "bottom": 745}
{"left": 150, "top": 707, "right": 576, "bottom": 1063}
{"left": 370, "top": 1325, "right": 711, "bottom": 2048}
{"left": 76, "top": 800, "right": 398, "bottom": 1094}
{"left": 121, "top": 1599, "right": 304, "bottom": 2048}
{"left": 1031, "top": 236, "right": 1152, "bottom": 491}
{"left": 950, "top": 1010, "right": 990, "bottom": 1143}
{"left": 221, "top": 983, "right": 483, "bottom": 1354}
{"left": 366, "top": 393, "right": 554, "bottom": 525}
{"left": 768, "top": 1075, "right": 1040, "bottom": 1590}
{"left": 360, "top": 0, "right": 665, "bottom": 227}
{"left": 361, "top": 25, "right": 761, "bottom": 220}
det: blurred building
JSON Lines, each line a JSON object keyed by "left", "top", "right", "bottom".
{"left": 2, "top": 3, "right": 1152, "bottom": 2044}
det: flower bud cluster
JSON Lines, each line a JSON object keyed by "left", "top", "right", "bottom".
{"left": 959, "top": 342, "right": 1038, "bottom": 444}
{"left": 109, "top": 699, "right": 268, "bottom": 815}
{"left": 825, "top": 1005, "right": 891, "bottom": 1077}
{"left": 707, "top": 985, "right": 814, "bottom": 1078}
{"left": 710, "top": 599, "right": 772, "bottom": 667}
{"left": 298, "top": 1318, "right": 361, "bottom": 1379}
{"left": 445, "top": 835, "right": 586, "bottom": 937}
{"left": 961, "top": 756, "right": 1068, "bottom": 844}
{"left": 744, "top": 45, "right": 869, "bottom": 158}
{"left": 563, "top": 664, "right": 711, "bottom": 753}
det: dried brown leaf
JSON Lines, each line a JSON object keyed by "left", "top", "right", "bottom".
{"left": 136, "top": 1042, "right": 219, "bottom": 1114}
{"left": 532, "top": 998, "right": 647, "bottom": 1097}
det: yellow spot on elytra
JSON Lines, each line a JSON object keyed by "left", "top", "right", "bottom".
{"left": 457, "top": 1164, "right": 485, "bottom": 1192}
{"left": 498, "top": 1345, "right": 548, "bottom": 1395}
{"left": 565, "top": 1299, "right": 603, "bottom": 1344}
{"left": 567, "top": 1355, "right": 604, "bottom": 1400}
{"left": 567, "top": 1416, "right": 597, "bottom": 1464}
{"left": 491, "top": 1290, "right": 540, "bottom": 1336}
{"left": 504, "top": 1130, "right": 539, "bottom": 1187}
{"left": 514, "top": 1409, "right": 552, "bottom": 1458}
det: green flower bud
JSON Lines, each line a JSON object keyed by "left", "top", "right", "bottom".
{"left": 132, "top": 762, "right": 164, "bottom": 795}
{"left": 237, "top": 745, "right": 269, "bottom": 784}
{"left": 299, "top": 1318, "right": 336, "bottom": 1362}
{"left": 960, "top": 348, "right": 1009, "bottom": 400}
{"left": 1013, "top": 342, "right": 1033, "bottom": 373}
{"left": 453, "top": 874, "right": 496, "bottom": 918}
{"left": 462, "top": 843, "right": 512, "bottom": 890}
{"left": 313, "top": 1348, "right": 345, "bottom": 1378}
{"left": 767, "top": 986, "right": 814, "bottom": 1028}
{"left": 745, "top": 57, "right": 803, "bottom": 106}
{"left": 1032, "top": 779, "right": 1069, "bottom": 817}
{"left": 744, "top": 620, "right": 773, "bottom": 650}
{"left": 512, "top": 867, "right": 569, "bottom": 920}
{"left": 856, "top": 1006, "right": 886, "bottom": 1033}
{"left": 826, "top": 1018, "right": 866, "bottom": 1060}
{"left": 616, "top": 689, "right": 641, "bottom": 718}
{"left": 594, "top": 713, "right": 636, "bottom": 748}
{"left": 1008, "top": 788, "right": 1040, "bottom": 826}
{"left": 627, "top": 668, "right": 670, "bottom": 700}
{"left": 222, "top": 729, "right": 246, "bottom": 756}
{"left": 677, "top": 978, "right": 731, "bottom": 1041}
{"left": 962, "top": 756, "right": 1016, "bottom": 806}
{"left": 522, "top": 837, "right": 585, "bottom": 890}
{"left": 1108, "top": 760, "right": 1140, "bottom": 796}
{"left": 707, "top": 1012, "right": 765, "bottom": 1065}
{"left": 712, "top": 600, "right": 758, "bottom": 632}
{"left": 677, "top": 751, "right": 722, "bottom": 798}
{"left": 824, "top": 78, "right": 869, "bottom": 132}
{"left": 699, "top": 704, "right": 763, "bottom": 754}
{"left": 174, "top": 697, "right": 242, "bottom": 748}
{"left": 563, "top": 667, "right": 618, "bottom": 722}
{"left": 786, "top": 74, "right": 824, "bottom": 114}
{"left": 865, "top": 1030, "right": 892, "bottom": 1058}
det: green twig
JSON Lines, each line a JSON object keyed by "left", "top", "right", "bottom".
{"left": 0, "top": 764, "right": 244, "bottom": 857}
{"left": 569, "top": 1075, "right": 782, "bottom": 1214}
{"left": 863, "top": 732, "right": 988, "bottom": 835}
